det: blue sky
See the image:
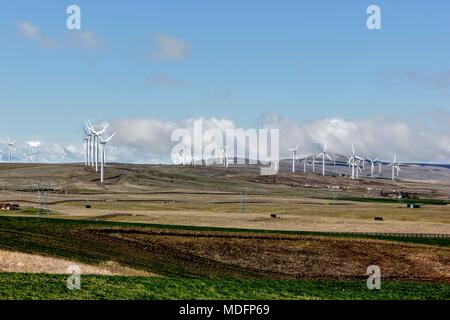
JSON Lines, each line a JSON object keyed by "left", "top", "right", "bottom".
{"left": 1, "top": 1, "right": 450, "bottom": 160}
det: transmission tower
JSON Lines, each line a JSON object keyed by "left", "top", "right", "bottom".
{"left": 240, "top": 188, "right": 248, "bottom": 213}
{"left": 36, "top": 182, "right": 51, "bottom": 213}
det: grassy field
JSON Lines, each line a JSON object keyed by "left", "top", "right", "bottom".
{"left": 2, "top": 163, "right": 450, "bottom": 234}
{"left": 1, "top": 163, "right": 450, "bottom": 300}
{"left": 1, "top": 273, "right": 449, "bottom": 300}
{"left": 0, "top": 216, "right": 449, "bottom": 299}
{"left": 0, "top": 216, "right": 449, "bottom": 278}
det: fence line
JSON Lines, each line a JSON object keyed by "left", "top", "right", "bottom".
{"left": 321, "top": 231, "right": 450, "bottom": 239}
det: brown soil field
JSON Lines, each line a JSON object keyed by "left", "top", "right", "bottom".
{"left": 79, "top": 227, "right": 450, "bottom": 282}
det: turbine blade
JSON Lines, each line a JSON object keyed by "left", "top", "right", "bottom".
{"left": 104, "top": 132, "right": 117, "bottom": 143}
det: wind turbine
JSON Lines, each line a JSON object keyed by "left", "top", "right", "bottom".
{"left": 355, "top": 159, "right": 363, "bottom": 179}
{"left": 99, "top": 133, "right": 117, "bottom": 184}
{"left": 317, "top": 143, "right": 333, "bottom": 176}
{"left": 61, "top": 148, "right": 67, "bottom": 164}
{"left": 302, "top": 156, "right": 309, "bottom": 173}
{"left": 25, "top": 149, "right": 33, "bottom": 163}
{"left": 366, "top": 157, "right": 378, "bottom": 178}
{"left": 288, "top": 143, "right": 299, "bottom": 173}
{"left": 83, "top": 126, "right": 91, "bottom": 166}
{"left": 31, "top": 148, "right": 38, "bottom": 163}
{"left": 86, "top": 121, "right": 109, "bottom": 172}
{"left": 330, "top": 152, "right": 337, "bottom": 167}
{"left": 387, "top": 154, "right": 401, "bottom": 181}
{"left": 221, "top": 146, "right": 229, "bottom": 167}
{"left": 347, "top": 144, "right": 364, "bottom": 180}
{"left": 181, "top": 144, "right": 191, "bottom": 166}
{"left": 7, "top": 138, "right": 15, "bottom": 164}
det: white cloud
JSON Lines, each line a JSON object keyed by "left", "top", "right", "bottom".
{"left": 150, "top": 33, "right": 190, "bottom": 61}
{"left": 260, "top": 114, "right": 450, "bottom": 163}
{"left": 17, "top": 21, "right": 105, "bottom": 52}
{"left": 2, "top": 113, "right": 450, "bottom": 164}
{"left": 107, "top": 114, "right": 450, "bottom": 164}
{"left": 0, "top": 140, "right": 80, "bottom": 163}
{"left": 67, "top": 29, "right": 106, "bottom": 51}
{"left": 17, "top": 21, "right": 54, "bottom": 48}
{"left": 26, "top": 141, "right": 41, "bottom": 148}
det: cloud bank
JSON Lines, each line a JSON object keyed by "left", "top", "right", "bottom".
{"left": 2, "top": 114, "right": 450, "bottom": 164}
{"left": 17, "top": 21, "right": 54, "bottom": 48}
{"left": 149, "top": 33, "right": 190, "bottom": 61}
{"left": 17, "top": 20, "right": 105, "bottom": 51}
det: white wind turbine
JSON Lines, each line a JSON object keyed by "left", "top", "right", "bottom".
{"left": 86, "top": 121, "right": 109, "bottom": 172}
{"left": 347, "top": 144, "right": 364, "bottom": 180}
{"left": 317, "top": 143, "right": 333, "bottom": 176}
{"left": 99, "top": 133, "right": 117, "bottom": 184}
{"left": 83, "top": 126, "right": 91, "bottom": 166}
{"left": 31, "top": 148, "right": 38, "bottom": 163}
{"left": 387, "top": 154, "right": 401, "bottom": 181}
{"left": 330, "top": 153, "right": 337, "bottom": 167}
{"left": 221, "top": 146, "right": 229, "bottom": 167}
{"left": 181, "top": 144, "right": 191, "bottom": 166}
{"left": 61, "top": 148, "right": 67, "bottom": 164}
{"left": 302, "top": 156, "right": 309, "bottom": 173}
{"left": 355, "top": 159, "right": 363, "bottom": 179}
{"left": 288, "top": 143, "right": 299, "bottom": 173}
{"left": 25, "top": 149, "right": 33, "bottom": 163}
{"left": 367, "top": 157, "right": 379, "bottom": 178}
{"left": 7, "top": 138, "right": 15, "bottom": 164}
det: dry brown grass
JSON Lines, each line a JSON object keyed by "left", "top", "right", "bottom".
{"left": 0, "top": 249, "right": 155, "bottom": 277}
{"left": 1, "top": 163, "right": 450, "bottom": 235}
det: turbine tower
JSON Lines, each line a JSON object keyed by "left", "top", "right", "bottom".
{"left": 288, "top": 143, "right": 299, "bottom": 173}
{"left": 317, "top": 143, "right": 333, "bottom": 176}
{"left": 62, "top": 148, "right": 67, "bottom": 164}
{"left": 388, "top": 154, "right": 401, "bottom": 181}
{"left": 83, "top": 127, "right": 91, "bottom": 166}
{"left": 31, "top": 149, "right": 38, "bottom": 163}
{"left": 367, "top": 157, "right": 378, "bottom": 178}
{"left": 7, "top": 138, "right": 15, "bottom": 164}
{"left": 302, "top": 156, "right": 309, "bottom": 173}
{"left": 99, "top": 133, "right": 117, "bottom": 184}
{"left": 221, "top": 146, "right": 229, "bottom": 167}
{"left": 347, "top": 144, "right": 364, "bottom": 180}
{"left": 355, "top": 159, "right": 363, "bottom": 179}
{"left": 181, "top": 144, "right": 191, "bottom": 166}
{"left": 86, "top": 121, "right": 109, "bottom": 172}
{"left": 25, "top": 150, "right": 33, "bottom": 163}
